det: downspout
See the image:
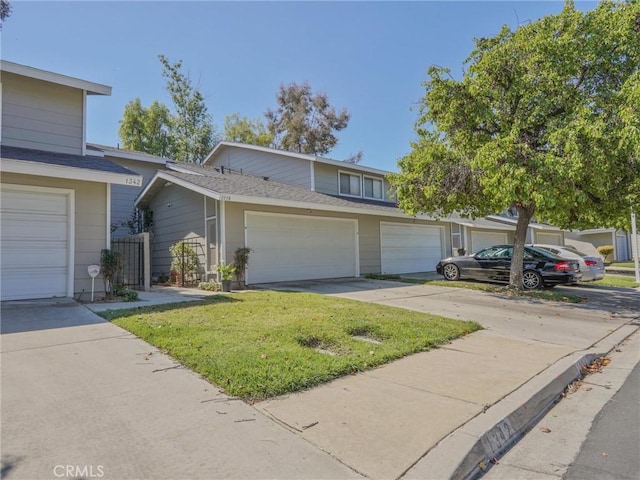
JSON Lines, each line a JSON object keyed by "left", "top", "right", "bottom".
{"left": 220, "top": 199, "right": 226, "bottom": 264}
{"left": 82, "top": 90, "right": 87, "bottom": 156}
{"left": 105, "top": 183, "right": 111, "bottom": 249}
{"left": 310, "top": 159, "right": 315, "bottom": 191}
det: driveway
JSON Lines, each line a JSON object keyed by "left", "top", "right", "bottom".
{"left": 259, "top": 278, "right": 639, "bottom": 349}
{"left": 0, "top": 299, "right": 361, "bottom": 480}
{"left": 254, "top": 278, "right": 638, "bottom": 479}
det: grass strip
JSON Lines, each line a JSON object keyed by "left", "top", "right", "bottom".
{"left": 100, "top": 291, "right": 481, "bottom": 402}
{"left": 397, "top": 278, "right": 585, "bottom": 303}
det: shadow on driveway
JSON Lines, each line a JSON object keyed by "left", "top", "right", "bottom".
{"left": 1, "top": 299, "right": 106, "bottom": 334}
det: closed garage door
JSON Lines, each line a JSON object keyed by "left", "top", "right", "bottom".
{"left": 380, "top": 223, "right": 443, "bottom": 274}
{"left": 470, "top": 231, "right": 508, "bottom": 254}
{"left": 535, "top": 232, "right": 563, "bottom": 245}
{"left": 1, "top": 184, "right": 72, "bottom": 301}
{"left": 245, "top": 212, "right": 358, "bottom": 284}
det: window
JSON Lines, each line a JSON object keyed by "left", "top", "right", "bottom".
{"left": 363, "top": 176, "right": 383, "bottom": 200}
{"left": 339, "top": 172, "right": 361, "bottom": 196}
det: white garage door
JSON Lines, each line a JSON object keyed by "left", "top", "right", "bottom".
{"left": 1, "top": 184, "right": 73, "bottom": 301}
{"left": 245, "top": 212, "right": 358, "bottom": 284}
{"left": 380, "top": 223, "right": 443, "bottom": 274}
{"left": 470, "top": 231, "right": 508, "bottom": 254}
{"left": 535, "top": 232, "right": 563, "bottom": 245}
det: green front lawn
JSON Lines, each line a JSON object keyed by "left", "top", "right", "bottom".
{"left": 591, "top": 274, "right": 639, "bottom": 288}
{"left": 608, "top": 261, "right": 635, "bottom": 268}
{"left": 402, "top": 278, "right": 585, "bottom": 303}
{"left": 100, "top": 291, "right": 480, "bottom": 402}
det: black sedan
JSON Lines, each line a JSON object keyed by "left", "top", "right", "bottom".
{"left": 436, "top": 245, "right": 582, "bottom": 289}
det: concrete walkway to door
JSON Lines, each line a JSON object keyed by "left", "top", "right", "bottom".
{"left": 0, "top": 299, "right": 361, "bottom": 480}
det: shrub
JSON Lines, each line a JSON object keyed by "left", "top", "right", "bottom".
{"left": 100, "top": 249, "right": 121, "bottom": 299}
{"left": 170, "top": 241, "right": 200, "bottom": 285}
{"left": 597, "top": 245, "right": 614, "bottom": 262}
{"left": 114, "top": 285, "right": 139, "bottom": 302}
{"left": 233, "top": 247, "right": 252, "bottom": 288}
{"left": 198, "top": 281, "right": 221, "bottom": 292}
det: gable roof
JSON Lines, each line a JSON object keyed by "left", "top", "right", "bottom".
{"left": 0, "top": 60, "right": 111, "bottom": 95}
{"left": 1, "top": 145, "right": 143, "bottom": 186}
{"left": 137, "top": 162, "right": 433, "bottom": 219}
{"left": 203, "top": 141, "right": 391, "bottom": 177}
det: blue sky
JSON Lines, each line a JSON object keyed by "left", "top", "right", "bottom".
{"left": 3, "top": 1, "right": 596, "bottom": 171}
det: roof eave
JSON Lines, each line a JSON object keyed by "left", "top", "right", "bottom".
{"left": 0, "top": 158, "right": 142, "bottom": 186}
{"left": 1, "top": 60, "right": 111, "bottom": 95}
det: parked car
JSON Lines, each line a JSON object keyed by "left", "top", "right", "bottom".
{"left": 436, "top": 245, "right": 582, "bottom": 289}
{"left": 528, "top": 244, "right": 606, "bottom": 282}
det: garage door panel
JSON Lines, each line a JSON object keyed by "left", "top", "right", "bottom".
{"left": 470, "top": 231, "right": 508, "bottom": 254}
{"left": 380, "top": 223, "right": 443, "bottom": 274}
{"left": 1, "top": 269, "right": 68, "bottom": 301}
{"left": 246, "top": 212, "right": 357, "bottom": 284}
{"left": 536, "top": 233, "right": 562, "bottom": 245}
{"left": 2, "top": 218, "right": 68, "bottom": 240}
{"left": 1, "top": 185, "right": 71, "bottom": 300}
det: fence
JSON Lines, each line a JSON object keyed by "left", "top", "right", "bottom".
{"left": 111, "top": 232, "right": 150, "bottom": 291}
{"left": 170, "top": 239, "right": 205, "bottom": 287}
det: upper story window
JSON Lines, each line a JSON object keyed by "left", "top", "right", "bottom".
{"left": 363, "top": 176, "right": 383, "bottom": 200}
{"left": 338, "top": 170, "right": 384, "bottom": 200}
{"left": 339, "top": 172, "right": 361, "bottom": 197}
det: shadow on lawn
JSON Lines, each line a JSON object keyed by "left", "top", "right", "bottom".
{"left": 98, "top": 295, "right": 241, "bottom": 321}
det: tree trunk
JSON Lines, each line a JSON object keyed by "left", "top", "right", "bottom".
{"left": 510, "top": 203, "right": 535, "bottom": 290}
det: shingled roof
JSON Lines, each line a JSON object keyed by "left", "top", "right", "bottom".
{"left": 137, "top": 161, "right": 411, "bottom": 217}
{"left": 1, "top": 145, "right": 140, "bottom": 176}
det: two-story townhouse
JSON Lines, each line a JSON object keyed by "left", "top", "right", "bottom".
{"left": 136, "top": 142, "right": 453, "bottom": 284}
{"left": 0, "top": 61, "right": 143, "bottom": 301}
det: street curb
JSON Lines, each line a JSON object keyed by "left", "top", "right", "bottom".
{"left": 402, "top": 324, "right": 640, "bottom": 480}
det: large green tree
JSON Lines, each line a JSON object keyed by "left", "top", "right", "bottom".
{"left": 158, "top": 55, "right": 216, "bottom": 163}
{"left": 265, "top": 81, "right": 350, "bottom": 155}
{"left": 118, "top": 98, "right": 171, "bottom": 157}
{"left": 118, "top": 55, "right": 216, "bottom": 163}
{"left": 389, "top": 0, "right": 640, "bottom": 289}
{"left": 223, "top": 113, "right": 273, "bottom": 147}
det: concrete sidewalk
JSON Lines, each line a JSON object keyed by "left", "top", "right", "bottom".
{"left": 1, "top": 300, "right": 360, "bottom": 480}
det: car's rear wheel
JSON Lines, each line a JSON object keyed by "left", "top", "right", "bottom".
{"left": 442, "top": 263, "right": 460, "bottom": 281}
{"left": 522, "top": 270, "right": 543, "bottom": 290}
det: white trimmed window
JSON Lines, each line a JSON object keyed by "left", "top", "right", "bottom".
{"left": 339, "top": 171, "right": 361, "bottom": 197}
{"left": 363, "top": 176, "right": 383, "bottom": 200}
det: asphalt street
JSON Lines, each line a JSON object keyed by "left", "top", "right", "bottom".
{"left": 484, "top": 330, "right": 640, "bottom": 480}
{"left": 565, "top": 361, "right": 640, "bottom": 480}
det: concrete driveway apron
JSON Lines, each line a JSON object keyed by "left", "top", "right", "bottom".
{"left": 254, "top": 279, "right": 639, "bottom": 480}
{"left": 1, "top": 299, "right": 361, "bottom": 480}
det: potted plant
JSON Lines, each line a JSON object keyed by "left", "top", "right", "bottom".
{"left": 217, "top": 262, "right": 236, "bottom": 292}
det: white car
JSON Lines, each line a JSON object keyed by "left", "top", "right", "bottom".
{"left": 528, "top": 244, "right": 606, "bottom": 282}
